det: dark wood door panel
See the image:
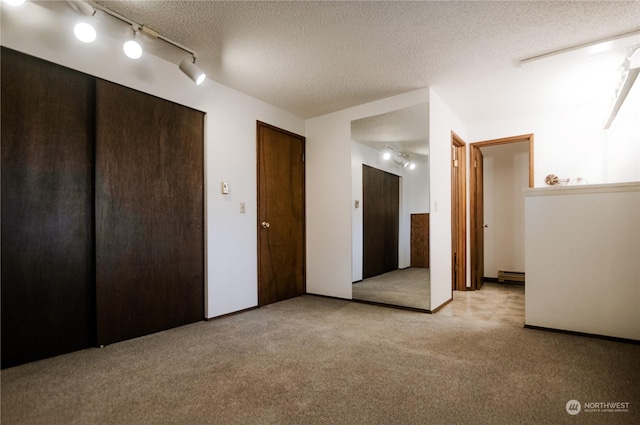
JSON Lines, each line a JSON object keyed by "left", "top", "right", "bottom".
{"left": 363, "top": 165, "right": 399, "bottom": 279}
{"left": 257, "top": 122, "right": 305, "bottom": 306}
{"left": 384, "top": 170, "right": 400, "bottom": 272}
{"left": 1, "top": 48, "right": 96, "bottom": 368}
{"left": 95, "top": 80, "right": 204, "bottom": 345}
{"left": 363, "top": 165, "right": 384, "bottom": 278}
{"left": 411, "top": 213, "right": 429, "bottom": 268}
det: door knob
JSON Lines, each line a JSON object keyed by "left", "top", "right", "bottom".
{"left": 261, "top": 222, "right": 270, "bottom": 229}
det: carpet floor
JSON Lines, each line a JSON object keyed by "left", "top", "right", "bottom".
{"left": 440, "top": 281, "right": 525, "bottom": 326}
{"left": 352, "top": 267, "right": 430, "bottom": 310}
{"left": 1, "top": 293, "right": 638, "bottom": 425}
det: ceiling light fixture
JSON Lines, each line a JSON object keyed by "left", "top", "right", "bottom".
{"left": 69, "top": 0, "right": 97, "bottom": 43}
{"left": 71, "top": 0, "right": 206, "bottom": 85}
{"left": 520, "top": 29, "right": 640, "bottom": 67}
{"left": 74, "top": 22, "right": 96, "bottom": 43}
{"left": 603, "top": 44, "right": 640, "bottom": 129}
{"left": 123, "top": 25, "right": 142, "bottom": 59}
{"left": 382, "top": 146, "right": 416, "bottom": 170}
{"left": 179, "top": 56, "right": 206, "bottom": 85}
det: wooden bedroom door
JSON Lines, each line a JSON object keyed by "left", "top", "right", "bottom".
{"left": 471, "top": 146, "right": 485, "bottom": 290}
{"left": 257, "top": 121, "right": 305, "bottom": 306}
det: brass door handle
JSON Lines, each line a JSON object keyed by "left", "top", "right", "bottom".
{"left": 261, "top": 222, "right": 270, "bottom": 229}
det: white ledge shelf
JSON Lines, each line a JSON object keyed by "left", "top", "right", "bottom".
{"left": 524, "top": 181, "right": 640, "bottom": 197}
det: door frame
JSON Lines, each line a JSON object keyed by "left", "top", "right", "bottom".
{"left": 469, "top": 134, "right": 534, "bottom": 291}
{"left": 451, "top": 132, "right": 467, "bottom": 291}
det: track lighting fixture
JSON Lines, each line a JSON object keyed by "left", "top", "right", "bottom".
{"left": 66, "top": 0, "right": 207, "bottom": 85}
{"left": 382, "top": 146, "right": 416, "bottom": 170}
{"left": 179, "top": 56, "right": 206, "bottom": 85}
{"left": 123, "top": 25, "right": 142, "bottom": 59}
{"left": 604, "top": 44, "right": 640, "bottom": 129}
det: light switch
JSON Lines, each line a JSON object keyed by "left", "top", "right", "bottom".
{"left": 221, "top": 181, "right": 230, "bottom": 194}
{"left": 240, "top": 202, "right": 246, "bottom": 213}
{"left": 354, "top": 200, "right": 360, "bottom": 208}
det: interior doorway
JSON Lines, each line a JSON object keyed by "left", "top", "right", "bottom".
{"left": 451, "top": 132, "right": 467, "bottom": 291}
{"left": 257, "top": 122, "right": 306, "bottom": 306}
{"left": 470, "top": 134, "right": 534, "bottom": 291}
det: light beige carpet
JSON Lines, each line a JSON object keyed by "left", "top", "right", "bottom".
{"left": 1, "top": 294, "right": 638, "bottom": 425}
{"left": 352, "top": 267, "right": 429, "bottom": 310}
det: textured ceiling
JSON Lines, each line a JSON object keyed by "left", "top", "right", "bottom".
{"left": 91, "top": 0, "right": 640, "bottom": 122}
{"left": 8, "top": 1, "right": 637, "bottom": 126}
{"left": 351, "top": 103, "right": 429, "bottom": 158}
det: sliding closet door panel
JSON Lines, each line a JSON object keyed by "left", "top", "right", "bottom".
{"left": 384, "top": 171, "right": 400, "bottom": 272}
{"left": 363, "top": 165, "right": 385, "bottom": 278}
{"left": 95, "top": 80, "right": 204, "bottom": 346}
{"left": 1, "top": 48, "right": 95, "bottom": 368}
{"left": 362, "top": 165, "right": 399, "bottom": 279}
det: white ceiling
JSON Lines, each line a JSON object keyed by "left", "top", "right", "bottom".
{"left": 88, "top": 0, "right": 640, "bottom": 124}
{"left": 351, "top": 103, "right": 429, "bottom": 159}
{"left": 7, "top": 1, "right": 638, "bottom": 129}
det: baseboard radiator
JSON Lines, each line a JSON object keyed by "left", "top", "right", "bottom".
{"left": 498, "top": 270, "right": 525, "bottom": 283}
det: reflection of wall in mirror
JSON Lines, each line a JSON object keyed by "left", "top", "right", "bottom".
{"left": 351, "top": 140, "right": 429, "bottom": 282}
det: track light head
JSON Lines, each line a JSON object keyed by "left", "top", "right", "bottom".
{"left": 123, "top": 26, "right": 142, "bottom": 59}
{"left": 123, "top": 40, "right": 142, "bottom": 59}
{"left": 74, "top": 22, "right": 96, "bottom": 43}
{"left": 179, "top": 57, "right": 206, "bottom": 85}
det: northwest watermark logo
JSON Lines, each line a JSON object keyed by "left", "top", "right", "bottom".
{"left": 566, "top": 399, "right": 631, "bottom": 415}
{"left": 566, "top": 400, "right": 581, "bottom": 415}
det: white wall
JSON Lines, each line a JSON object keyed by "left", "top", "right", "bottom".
{"left": 524, "top": 183, "right": 640, "bottom": 340}
{"left": 468, "top": 94, "right": 639, "bottom": 188}
{"left": 1, "top": 2, "right": 305, "bottom": 318}
{"left": 468, "top": 105, "right": 605, "bottom": 188}
{"left": 351, "top": 141, "right": 430, "bottom": 282}
{"left": 466, "top": 84, "right": 638, "bottom": 289}
{"left": 482, "top": 142, "right": 529, "bottom": 278}
{"left": 604, "top": 76, "right": 640, "bottom": 184}
{"left": 306, "top": 89, "right": 429, "bottom": 299}
{"left": 428, "top": 88, "right": 468, "bottom": 308}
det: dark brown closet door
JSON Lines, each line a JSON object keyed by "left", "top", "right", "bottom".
{"left": 95, "top": 80, "right": 204, "bottom": 346}
{"left": 1, "top": 48, "right": 96, "bottom": 368}
{"left": 383, "top": 171, "right": 400, "bottom": 272}
{"left": 362, "top": 165, "right": 399, "bottom": 279}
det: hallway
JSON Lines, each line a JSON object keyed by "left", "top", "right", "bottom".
{"left": 440, "top": 282, "right": 524, "bottom": 326}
